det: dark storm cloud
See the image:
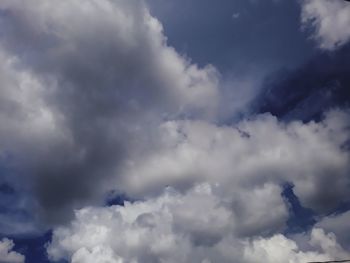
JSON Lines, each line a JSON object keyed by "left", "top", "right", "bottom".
{"left": 0, "top": 0, "right": 219, "bottom": 225}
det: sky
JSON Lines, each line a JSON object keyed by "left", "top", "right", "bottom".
{"left": 0, "top": 0, "right": 349, "bottom": 262}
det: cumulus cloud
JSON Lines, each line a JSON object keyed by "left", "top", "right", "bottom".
{"left": 0, "top": 0, "right": 219, "bottom": 225}
{"left": 46, "top": 106, "right": 350, "bottom": 262}
{"left": 0, "top": 2, "right": 350, "bottom": 262}
{"left": 300, "top": 0, "right": 350, "bottom": 50}
{"left": 0, "top": 239, "right": 25, "bottom": 263}
{"left": 47, "top": 185, "right": 350, "bottom": 263}
{"left": 117, "top": 109, "right": 350, "bottom": 214}
{"left": 243, "top": 228, "right": 349, "bottom": 263}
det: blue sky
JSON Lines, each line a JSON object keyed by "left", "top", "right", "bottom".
{"left": 147, "top": 0, "right": 315, "bottom": 72}
{"left": 0, "top": 0, "right": 350, "bottom": 262}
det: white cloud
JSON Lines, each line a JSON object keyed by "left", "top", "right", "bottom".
{"left": 243, "top": 228, "right": 349, "bottom": 263}
{"left": 71, "top": 246, "right": 123, "bottom": 263}
{"left": 47, "top": 184, "right": 350, "bottom": 263}
{"left": 300, "top": 0, "right": 350, "bottom": 50}
{"left": 117, "top": 109, "right": 350, "bottom": 214}
{"left": 48, "top": 184, "right": 236, "bottom": 262}
{"left": 0, "top": 239, "right": 25, "bottom": 263}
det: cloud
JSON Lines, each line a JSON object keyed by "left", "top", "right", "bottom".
{"left": 0, "top": 4, "right": 349, "bottom": 262}
{"left": 243, "top": 228, "right": 349, "bottom": 263}
{"left": 300, "top": 0, "right": 350, "bottom": 50}
{"left": 0, "top": 0, "right": 219, "bottom": 226}
{"left": 0, "top": 239, "right": 25, "bottom": 263}
{"left": 232, "top": 13, "right": 241, "bottom": 19}
{"left": 46, "top": 107, "right": 350, "bottom": 262}
{"left": 316, "top": 211, "right": 350, "bottom": 249}
{"left": 47, "top": 185, "right": 349, "bottom": 263}
{"left": 117, "top": 109, "right": 350, "bottom": 214}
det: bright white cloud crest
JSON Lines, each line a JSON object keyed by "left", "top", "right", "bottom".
{"left": 47, "top": 187, "right": 350, "bottom": 263}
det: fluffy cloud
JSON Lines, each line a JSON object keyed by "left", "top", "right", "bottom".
{"left": 0, "top": 3, "right": 350, "bottom": 262}
{"left": 47, "top": 185, "right": 349, "bottom": 263}
{"left": 47, "top": 107, "right": 350, "bottom": 261}
{"left": 243, "top": 228, "right": 349, "bottom": 263}
{"left": 0, "top": 0, "right": 219, "bottom": 115}
{"left": 117, "top": 109, "right": 350, "bottom": 214}
{"left": 0, "top": 239, "right": 25, "bottom": 263}
{"left": 0, "top": 0, "right": 219, "bottom": 225}
{"left": 300, "top": 0, "right": 350, "bottom": 50}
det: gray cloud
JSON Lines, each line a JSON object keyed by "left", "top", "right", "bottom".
{"left": 317, "top": 211, "right": 350, "bottom": 249}
{"left": 0, "top": 0, "right": 219, "bottom": 225}
{"left": 0, "top": 1, "right": 349, "bottom": 262}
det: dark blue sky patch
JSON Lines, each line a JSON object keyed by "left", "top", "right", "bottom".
{"left": 0, "top": 161, "right": 42, "bottom": 236}
{"left": 282, "top": 183, "right": 317, "bottom": 235}
{"left": 326, "top": 201, "right": 350, "bottom": 218}
{"left": 253, "top": 43, "right": 350, "bottom": 121}
{"left": 105, "top": 192, "right": 129, "bottom": 207}
{"left": 0, "top": 182, "right": 15, "bottom": 195}
{"left": 1, "top": 232, "right": 53, "bottom": 263}
{"left": 147, "top": 0, "right": 314, "bottom": 73}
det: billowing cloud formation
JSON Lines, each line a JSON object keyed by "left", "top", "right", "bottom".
{"left": 117, "top": 109, "right": 350, "bottom": 214}
{"left": 301, "top": 0, "right": 350, "bottom": 50}
{"left": 0, "top": 1, "right": 350, "bottom": 261}
{"left": 0, "top": 0, "right": 219, "bottom": 225}
{"left": 0, "top": 239, "right": 25, "bottom": 263}
{"left": 47, "top": 185, "right": 350, "bottom": 263}
{"left": 47, "top": 109, "right": 350, "bottom": 262}
{"left": 244, "top": 228, "right": 349, "bottom": 263}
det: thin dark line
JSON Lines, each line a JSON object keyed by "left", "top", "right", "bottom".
{"left": 307, "top": 260, "right": 350, "bottom": 263}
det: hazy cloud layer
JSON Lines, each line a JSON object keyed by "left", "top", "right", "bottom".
{"left": 0, "top": 239, "right": 25, "bottom": 263}
{"left": 301, "top": 0, "right": 350, "bottom": 50}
